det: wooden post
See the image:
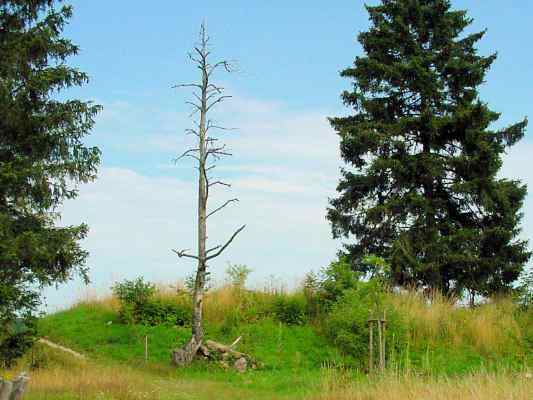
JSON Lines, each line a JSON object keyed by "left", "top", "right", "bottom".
{"left": 144, "top": 335, "right": 148, "bottom": 362}
{"left": 382, "top": 310, "right": 387, "bottom": 370}
{"left": 368, "top": 320, "right": 374, "bottom": 373}
{"left": 377, "top": 317, "right": 383, "bottom": 371}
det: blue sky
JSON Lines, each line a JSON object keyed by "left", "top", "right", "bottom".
{"left": 45, "top": 0, "right": 533, "bottom": 310}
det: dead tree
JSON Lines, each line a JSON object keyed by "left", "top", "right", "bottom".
{"left": 170, "top": 22, "right": 245, "bottom": 366}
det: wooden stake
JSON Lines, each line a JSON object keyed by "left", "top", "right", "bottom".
{"left": 368, "top": 320, "right": 373, "bottom": 373}
{"left": 382, "top": 310, "right": 387, "bottom": 370}
{"left": 378, "top": 317, "right": 383, "bottom": 371}
{"left": 144, "top": 335, "right": 148, "bottom": 362}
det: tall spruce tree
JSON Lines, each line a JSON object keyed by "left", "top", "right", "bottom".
{"left": 328, "top": 0, "right": 530, "bottom": 299}
{"left": 0, "top": 0, "right": 100, "bottom": 364}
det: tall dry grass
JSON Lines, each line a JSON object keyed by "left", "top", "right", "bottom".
{"left": 314, "top": 368, "right": 533, "bottom": 400}
{"left": 386, "top": 290, "right": 524, "bottom": 355}
{"left": 25, "top": 364, "right": 161, "bottom": 400}
{"left": 143, "top": 280, "right": 289, "bottom": 325}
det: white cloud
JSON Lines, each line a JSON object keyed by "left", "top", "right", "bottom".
{"left": 43, "top": 94, "right": 533, "bottom": 311}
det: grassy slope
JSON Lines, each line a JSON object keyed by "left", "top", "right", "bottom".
{"left": 13, "top": 291, "right": 531, "bottom": 399}
{"left": 36, "top": 302, "right": 341, "bottom": 398}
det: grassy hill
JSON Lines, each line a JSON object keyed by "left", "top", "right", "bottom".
{"left": 4, "top": 281, "right": 533, "bottom": 399}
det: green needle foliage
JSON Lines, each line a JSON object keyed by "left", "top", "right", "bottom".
{"left": 0, "top": 0, "right": 101, "bottom": 365}
{"left": 328, "top": 0, "right": 530, "bottom": 299}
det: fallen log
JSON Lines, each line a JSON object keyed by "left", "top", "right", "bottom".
{"left": 204, "top": 338, "right": 258, "bottom": 372}
{"left": 0, "top": 373, "right": 29, "bottom": 400}
{"left": 205, "top": 339, "right": 246, "bottom": 359}
{"left": 171, "top": 336, "right": 258, "bottom": 372}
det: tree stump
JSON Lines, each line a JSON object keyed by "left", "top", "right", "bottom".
{"left": 0, "top": 373, "right": 29, "bottom": 400}
{"left": 171, "top": 338, "right": 201, "bottom": 367}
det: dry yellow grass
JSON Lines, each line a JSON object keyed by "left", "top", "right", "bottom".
{"left": 314, "top": 369, "right": 533, "bottom": 400}
{"left": 25, "top": 364, "right": 159, "bottom": 400}
{"left": 19, "top": 360, "right": 533, "bottom": 400}
{"left": 387, "top": 290, "right": 523, "bottom": 354}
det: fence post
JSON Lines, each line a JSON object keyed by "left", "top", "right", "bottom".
{"left": 368, "top": 319, "right": 373, "bottom": 373}
{"left": 382, "top": 310, "right": 387, "bottom": 371}
{"left": 144, "top": 335, "right": 148, "bottom": 362}
{"left": 377, "top": 316, "right": 383, "bottom": 371}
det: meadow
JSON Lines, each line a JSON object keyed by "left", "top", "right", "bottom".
{"left": 4, "top": 272, "right": 532, "bottom": 399}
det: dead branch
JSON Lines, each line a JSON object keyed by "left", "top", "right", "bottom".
{"left": 229, "top": 336, "right": 242, "bottom": 349}
{"left": 206, "top": 245, "right": 221, "bottom": 254}
{"left": 207, "top": 198, "right": 239, "bottom": 219}
{"left": 206, "top": 83, "right": 223, "bottom": 93}
{"left": 185, "top": 128, "right": 199, "bottom": 137}
{"left": 208, "top": 180, "right": 231, "bottom": 188}
{"left": 173, "top": 148, "right": 200, "bottom": 163}
{"left": 172, "top": 83, "right": 202, "bottom": 90}
{"left": 171, "top": 248, "right": 199, "bottom": 260}
{"left": 207, "top": 95, "right": 232, "bottom": 111}
{"left": 206, "top": 119, "right": 237, "bottom": 132}
{"left": 206, "top": 225, "right": 246, "bottom": 261}
{"left": 207, "top": 144, "right": 232, "bottom": 159}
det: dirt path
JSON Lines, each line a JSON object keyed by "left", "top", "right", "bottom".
{"left": 38, "top": 338, "right": 87, "bottom": 359}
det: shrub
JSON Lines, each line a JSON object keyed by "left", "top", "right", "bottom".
{"left": 303, "top": 271, "right": 322, "bottom": 318}
{"left": 225, "top": 263, "right": 252, "bottom": 289}
{"left": 135, "top": 298, "right": 191, "bottom": 326}
{"left": 273, "top": 294, "right": 307, "bottom": 325}
{"left": 0, "top": 317, "right": 36, "bottom": 368}
{"left": 319, "top": 256, "right": 361, "bottom": 307}
{"left": 111, "top": 278, "right": 191, "bottom": 326}
{"left": 112, "top": 278, "right": 155, "bottom": 307}
{"left": 324, "top": 279, "right": 404, "bottom": 368}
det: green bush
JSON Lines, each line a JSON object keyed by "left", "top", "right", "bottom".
{"left": 273, "top": 294, "right": 307, "bottom": 325}
{"left": 112, "top": 277, "right": 156, "bottom": 307}
{"left": 111, "top": 278, "right": 191, "bottom": 326}
{"left": 324, "top": 279, "right": 405, "bottom": 368}
{"left": 303, "top": 272, "right": 322, "bottom": 318}
{"left": 135, "top": 298, "right": 191, "bottom": 326}
{"left": 0, "top": 317, "right": 36, "bottom": 368}
{"left": 225, "top": 263, "right": 252, "bottom": 289}
{"left": 319, "top": 256, "right": 361, "bottom": 307}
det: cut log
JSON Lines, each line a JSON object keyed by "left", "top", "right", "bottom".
{"left": 205, "top": 339, "right": 247, "bottom": 358}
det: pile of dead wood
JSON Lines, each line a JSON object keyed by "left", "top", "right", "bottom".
{"left": 0, "top": 373, "right": 29, "bottom": 400}
{"left": 172, "top": 336, "right": 258, "bottom": 372}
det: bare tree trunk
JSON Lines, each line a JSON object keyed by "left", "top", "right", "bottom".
{"left": 171, "top": 22, "right": 245, "bottom": 366}
{"left": 192, "top": 49, "right": 209, "bottom": 347}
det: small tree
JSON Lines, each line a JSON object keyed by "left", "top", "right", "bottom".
{"left": 170, "top": 23, "right": 245, "bottom": 366}
{"left": 225, "top": 263, "right": 252, "bottom": 289}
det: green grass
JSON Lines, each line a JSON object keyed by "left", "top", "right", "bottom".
{"left": 35, "top": 302, "right": 344, "bottom": 398}
{"left": 38, "top": 303, "right": 343, "bottom": 370}
{"left": 25, "top": 290, "right": 532, "bottom": 399}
